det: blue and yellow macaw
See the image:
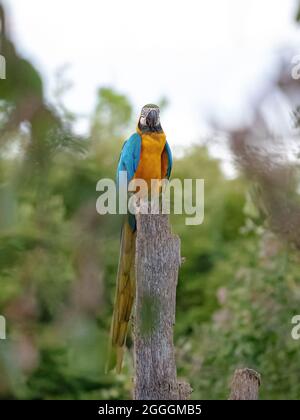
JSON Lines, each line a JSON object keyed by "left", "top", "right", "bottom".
{"left": 108, "top": 104, "right": 172, "bottom": 373}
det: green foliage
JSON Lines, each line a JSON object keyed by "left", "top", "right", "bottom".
{"left": 91, "top": 88, "right": 133, "bottom": 141}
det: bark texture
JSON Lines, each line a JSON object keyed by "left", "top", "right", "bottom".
{"left": 134, "top": 206, "right": 184, "bottom": 400}
{"left": 229, "top": 368, "right": 261, "bottom": 400}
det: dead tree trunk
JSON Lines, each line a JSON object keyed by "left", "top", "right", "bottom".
{"left": 229, "top": 368, "right": 261, "bottom": 400}
{"left": 133, "top": 205, "right": 187, "bottom": 400}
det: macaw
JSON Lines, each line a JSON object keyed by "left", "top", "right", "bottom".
{"left": 107, "top": 104, "right": 172, "bottom": 373}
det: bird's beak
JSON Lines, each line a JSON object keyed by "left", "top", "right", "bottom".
{"left": 146, "top": 109, "right": 158, "bottom": 129}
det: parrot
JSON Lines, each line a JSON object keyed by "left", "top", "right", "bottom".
{"left": 107, "top": 104, "right": 172, "bottom": 373}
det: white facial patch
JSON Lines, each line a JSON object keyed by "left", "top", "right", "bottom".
{"left": 139, "top": 106, "right": 160, "bottom": 127}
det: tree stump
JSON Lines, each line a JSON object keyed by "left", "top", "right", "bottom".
{"left": 229, "top": 368, "right": 261, "bottom": 400}
{"left": 133, "top": 203, "right": 184, "bottom": 400}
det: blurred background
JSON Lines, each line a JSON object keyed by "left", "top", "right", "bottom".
{"left": 1, "top": 0, "right": 300, "bottom": 400}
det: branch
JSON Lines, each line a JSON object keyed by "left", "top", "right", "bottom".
{"left": 229, "top": 368, "right": 261, "bottom": 400}
{"left": 133, "top": 202, "right": 189, "bottom": 400}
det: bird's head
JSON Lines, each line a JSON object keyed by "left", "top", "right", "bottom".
{"left": 138, "top": 104, "right": 162, "bottom": 133}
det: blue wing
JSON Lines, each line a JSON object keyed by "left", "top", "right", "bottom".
{"left": 165, "top": 141, "right": 173, "bottom": 178}
{"left": 116, "top": 133, "right": 142, "bottom": 185}
{"left": 116, "top": 133, "right": 141, "bottom": 232}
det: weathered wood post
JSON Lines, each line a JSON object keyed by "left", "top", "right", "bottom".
{"left": 229, "top": 368, "right": 261, "bottom": 400}
{"left": 133, "top": 201, "right": 184, "bottom": 400}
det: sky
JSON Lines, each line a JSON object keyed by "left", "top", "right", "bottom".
{"left": 3, "top": 0, "right": 300, "bottom": 156}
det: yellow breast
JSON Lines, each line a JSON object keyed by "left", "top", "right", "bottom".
{"left": 134, "top": 130, "right": 166, "bottom": 183}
